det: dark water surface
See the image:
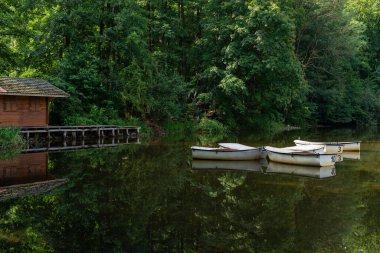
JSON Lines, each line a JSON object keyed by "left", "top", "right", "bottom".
{"left": 0, "top": 128, "right": 380, "bottom": 252}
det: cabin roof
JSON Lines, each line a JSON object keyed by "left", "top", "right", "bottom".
{"left": 0, "top": 77, "right": 69, "bottom": 98}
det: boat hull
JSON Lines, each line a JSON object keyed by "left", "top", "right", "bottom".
{"left": 191, "top": 148, "right": 262, "bottom": 160}
{"left": 266, "top": 150, "right": 337, "bottom": 167}
{"left": 340, "top": 142, "right": 361, "bottom": 151}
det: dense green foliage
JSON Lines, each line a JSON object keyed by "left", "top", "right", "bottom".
{"left": 0, "top": 127, "right": 24, "bottom": 159}
{"left": 0, "top": 0, "right": 379, "bottom": 130}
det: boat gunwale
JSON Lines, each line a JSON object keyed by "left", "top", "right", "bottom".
{"left": 294, "top": 140, "right": 361, "bottom": 145}
{"left": 191, "top": 147, "right": 260, "bottom": 153}
{"left": 265, "top": 149, "right": 337, "bottom": 157}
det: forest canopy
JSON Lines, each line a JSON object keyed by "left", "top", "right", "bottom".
{"left": 0, "top": 0, "right": 379, "bottom": 130}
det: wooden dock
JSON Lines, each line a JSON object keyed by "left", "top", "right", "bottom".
{"left": 21, "top": 125, "right": 140, "bottom": 140}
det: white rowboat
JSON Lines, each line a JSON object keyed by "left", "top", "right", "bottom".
{"left": 266, "top": 161, "right": 336, "bottom": 179}
{"left": 191, "top": 146, "right": 262, "bottom": 160}
{"left": 265, "top": 146, "right": 337, "bottom": 167}
{"left": 294, "top": 140, "right": 345, "bottom": 153}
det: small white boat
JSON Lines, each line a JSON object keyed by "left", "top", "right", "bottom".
{"left": 264, "top": 146, "right": 337, "bottom": 167}
{"left": 283, "top": 144, "right": 326, "bottom": 153}
{"left": 191, "top": 159, "right": 267, "bottom": 171}
{"left": 191, "top": 146, "right": 262, "bottom": 160}
{"left": 294, "top": 140, "right": 345, "bottom": 153}
{"left": 266, "top": 161, "right": 336, "bottom": 179}
{"left": 219, "top": 143, "right": 267, "bottom": 158}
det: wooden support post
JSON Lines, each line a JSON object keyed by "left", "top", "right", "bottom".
{"left": 63, "top": 131, "right": 67, "bottom": 139}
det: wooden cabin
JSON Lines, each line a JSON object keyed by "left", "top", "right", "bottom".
{"left": 0, "top": 77, "right": 68, "bottom": 127}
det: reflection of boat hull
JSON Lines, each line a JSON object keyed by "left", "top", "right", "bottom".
{"left": 265, "top": 146, "right": 336, "bottom": 166}
{"left": 191, "top": 159, "right": 267, "bottom": 171}
{"left": 335, "top": 153, "right": 343, "bottom": 162}
{"left": 191, "top": 146, "right": 262, "bottom": 160}
{"left": 267, "top": 162, "right": 336, "bottom": 179}
{"left": 341, "top": 152, "right": 360, "bottom": 160}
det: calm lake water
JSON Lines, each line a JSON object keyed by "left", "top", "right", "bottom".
{"left": 0, "top": 128, "right": 379, "bottom": 252}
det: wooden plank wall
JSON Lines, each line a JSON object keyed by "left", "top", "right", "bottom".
{"left": 0, "top": 96, "right": 48, "bottom": 126}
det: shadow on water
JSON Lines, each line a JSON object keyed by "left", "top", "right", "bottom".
{"left": 0, "top": 128, "right": 379, "bottom": 252}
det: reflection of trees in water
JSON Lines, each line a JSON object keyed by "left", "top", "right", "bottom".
{"left": 293, "top": 141, "right": 380, "bottom": 252}
{"left": 0, "top": 139, "right": 379, "bottom": 252}
{"left": 0, "top": 144, "right": 305, "bottom": 252}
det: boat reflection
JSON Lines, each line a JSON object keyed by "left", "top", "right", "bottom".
{"left": 192, "top": 159, "right": 268, "bottom": 172}
{"left": 341, "top": 151, "right": 360, "bottom": 160}
{"left": 0, "top": 152, "right": 68, "bottom": 201}
{"left": 335, "top": 153, "right": 343, "bottom": 162}
{"left": 266, "top": 161, "right": 336, "bottom": 179}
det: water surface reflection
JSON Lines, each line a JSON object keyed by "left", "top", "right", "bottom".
{"left": 0, "top": 128, "right": 378, "bottom": 252}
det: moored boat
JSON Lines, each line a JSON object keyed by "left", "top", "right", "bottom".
{"left": 191, "top": 146, "right": 262, "bottom": 160}
{"left": 264, "top": 146, "right": 337, "bottom": 167}
{"left": 266, "top": 161, "right": 336, "bottom": 179}
{"left": 294, "top": 140, "right": 346, "bottom": 153}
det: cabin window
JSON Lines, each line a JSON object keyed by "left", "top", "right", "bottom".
{"left": 29, "top": 97, "right": 42, "bottom": 112}
{"left": 3, "top": 97, "right": 17, "bottom": 112}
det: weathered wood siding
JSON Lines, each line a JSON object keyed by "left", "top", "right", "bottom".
{"left": 0, "top": 96, "right": 49, "bottom": 126}
{"left": 0, "top": 152, "right": 49, "bottom": 186}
